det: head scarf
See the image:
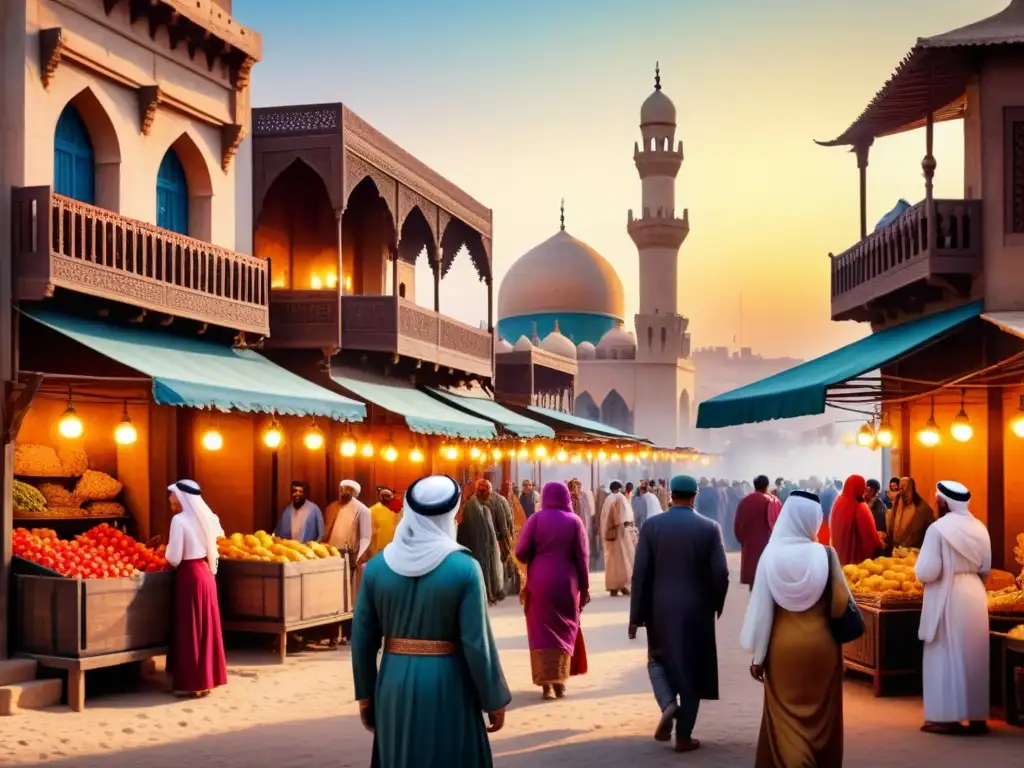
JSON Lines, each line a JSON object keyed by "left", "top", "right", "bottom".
{"left": 340, "top": 479, "right": 361, "bottom": 497}
{"left": 383, "top": 475, "right": 468, "bottom": 578}
{"left": 541, "top": 481, "right": 572, "bottom": 513}
{"left": 740, "top": 491, "right": 830, "bottom": 664}
{"left": 168, "top": 480, "right": 224, "bottom": 575}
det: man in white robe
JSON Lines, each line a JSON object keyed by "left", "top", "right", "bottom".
{"left": 325, "top": 479, "right": 371, "bottom": 604}
{"left": 915, "top": 480, "right": 992, "bottom": 735}
{"left": 601, "top": 480, "right": 637, "bottom": 596}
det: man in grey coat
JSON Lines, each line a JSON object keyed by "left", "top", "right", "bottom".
{"left": 628, "top": 474, "right": 729, "bottom": 754}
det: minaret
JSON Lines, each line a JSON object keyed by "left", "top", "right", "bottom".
{"left": 628, "top": 63, "right": 689, "bottom": 318}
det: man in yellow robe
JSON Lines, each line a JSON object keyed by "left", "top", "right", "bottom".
{"left": 367, "top": 486, "right": 401, "bottom": 560}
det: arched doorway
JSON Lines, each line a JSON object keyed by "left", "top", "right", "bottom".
{"left": 341, "top": 176, "right": 396, "bottom": 296}
{"left": 156, "top": 148, "right": 189, "bottom": 235}
{"left": 575, "top": 391, "right": 600, "bottom": 421}
{"left": 54, "top": 104, "right": 94, "bottom": 204}
{"left": 601, "top": 389, "right": 633, "bottom": 434}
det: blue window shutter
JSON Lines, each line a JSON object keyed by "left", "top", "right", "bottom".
{"left": 53, "top": 104, "right": 95, "bottom": 204}
{"left": 156, "top": 149, "right": 189, "bottom": 235}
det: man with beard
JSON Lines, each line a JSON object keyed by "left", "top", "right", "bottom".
{"left": 274, "top": 480, "right": 324, "bottom": 542}
{"left": 600, "top": 481, "right": 636, "bottom": 596}
{"left": 325, "top": 479, "right": 372, "bottom": 601}
{"left": 458, "top": 479, "right": 507, "bottom": 604}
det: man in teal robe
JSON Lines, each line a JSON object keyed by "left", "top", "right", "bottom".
{"left": 352, "top": 475, "right": 511, "bottom": 768}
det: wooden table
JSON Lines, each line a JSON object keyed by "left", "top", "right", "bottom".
{"left": 995, "top": 634, "right": 1024, "bottom": 727}
{"left": 19, "top": 647, "right": 167, "bottom": 712}
{"left": 842, "top": 598, "right": 923, "bottom": 697}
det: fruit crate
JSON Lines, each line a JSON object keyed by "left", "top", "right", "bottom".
{"left": 216, "top": 556, "right": 351, "bottom": 662}
{"left": 842, "top": 599, "right": 923, "bottom": 697}
{"left": 13, "top": 571, "right": 172, "bottom": 658}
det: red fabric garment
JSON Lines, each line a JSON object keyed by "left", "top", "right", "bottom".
{"left": 734, "top": 492, "right": 776, "bottom": 586}
{"left": 817, "top": 520, "right": 830, "bottom": 546}
{"left": 171, "top": 558, "right": 227, "bottom": 693}
{"left": 829, "top": 475, "right": 883, "bottom": 566}
{"left": 570, "top": 628, "right": 588, "bottom": 676}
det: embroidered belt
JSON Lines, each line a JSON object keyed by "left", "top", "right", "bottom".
{"left": 384, "top": 638, "right": 457, "bottom": 656}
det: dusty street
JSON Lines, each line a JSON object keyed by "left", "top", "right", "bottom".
{"left": 0, "top": 555, "right": 1021, "bottom": 766}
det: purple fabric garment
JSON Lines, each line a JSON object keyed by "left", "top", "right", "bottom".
{"left": 515, "top": 483, "right": 590, "bottom": 654}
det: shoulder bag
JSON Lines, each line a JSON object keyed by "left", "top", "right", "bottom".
{"left": 825, "top": 547, "right": 865, "bottom": 645}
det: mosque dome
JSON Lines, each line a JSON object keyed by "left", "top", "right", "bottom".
{"left": 539, "top": 322, "right": 577, "bottom": 360}
{"left": 513, "top": 335, "right": 534, "bottom": 352}
{"left": 641, "top": 65, "right": 676, "bottom": 126}
{"left": 497, "top": 223, "right": 625, "bottom": 346}
{"left": 597, "top": 323, "right": 637, "bottom": 360}
{"left": 577, "top": 341, "right": 596, "bottom": 360}
{"left": 495, "top": 338, "right": 513, "bottom": 354}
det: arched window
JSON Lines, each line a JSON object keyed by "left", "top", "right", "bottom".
{"left": 54, "top": 104, "right": 95, "bottom": 203}
{"left": 157, "top": 149, "right": 189, "bottom": 235}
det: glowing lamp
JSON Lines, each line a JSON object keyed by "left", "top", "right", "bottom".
{"left": 469, "top": 446, "right": 482, "bottom": 460}
{"left": 570, "top": 452, "right": 582, "bottom": 464}
{"left": 491, "top": 448, "right": 504, "bottom": 461}
{"left": 114, "top": 404, "right": 137, "bottom": 446}
{"left": 625, "top": 452, "right": 636, "bottom": 463}
{"left": 875, "top": 423, "right": 894, "bottom": 447}
{"left": 611, "top": 452, "right": 621, "bottom": 462}
{"left": 344, "top": 275, "right": 353, "bottom": 293}
{"left": 700, "top": 456, "right": 711, "bottom": 466}
{"left": 310, "top": 275, "right": 323, "bottom": 289}
{"left": 917, "top": 419, "right": 941, "bottom": 447}
{"left": 585, "top": 450, "right": 594, "bottom": 462}
{"left": 360, "top": 443, "right": 375, "bottom": 458}
{"left": 340, "top": 434, "right": 358, "bottom": 457}
{"left": 326, "top": 273, "right": 338, "bottom": 289}
{"left": 597, "top": 450, "right": 607, "bottom": 461}
{"left": 639, "top": 451, "right": 650, "bottom": 460}
{"left": 304, "top": 426, "right": 325, "bottom": 451}
{"left": 556, "top": 448, "right": 568, "bottom": 463}
{"left": 202, "top": 429, "right": 223, "bottom": 451}
{"left": 263, "top": 420, "right": 283, "bottom": 449}
{"left": 534, "top": 444, "right": 548, "bottom": 459}
{"left": 951, "top": 390, "right": 972, "bottom": 443}
{"left": 383, "top": 444, "right": 398, "bottom": 462}
{"left": 441, "top": 445, "right": 460, "bottom": 460}
{"left": 517, "top": 447, "right": 529, "bottom": 459}
{"left": 856, "top": 422, "right": 876, "bottom": 448}
{"left": 58, "top": 404, "right": 83, "bottom": 439}
{"left": 409, "top": 447, "right": 425, "bottom": 463}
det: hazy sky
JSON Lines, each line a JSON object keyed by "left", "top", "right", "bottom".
{"left": 235, "top": 0, "right": 1003, "bottom": 359}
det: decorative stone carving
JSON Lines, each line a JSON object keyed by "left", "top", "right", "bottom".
{"left": 221, "top": 124, "right": 245, "bottom": 172}
{"left": 438, "top": 319, "right": 491, "bottom": 361}
{"left": 1012, "top": 121, "right": 1024, "bottom": 233}
{"left": 344, "top": 151, "right": 397, "bottom": 227}
{"left": 138, "top": 86, "right": 161, "bottom": 135}
{"left": 233, "top": 56, "right": 256, "bottom": 92}
{"left": 40, "top": 28, "right": 64, "bottom": 90}
{"left": 253, "top": 106, "right": 339, "bottom": 136}
{"left": 398, "top": 304, "right": 438, "bottom": 344}
{"left": 398, "top": 185, "right": 439, "bottom": 243}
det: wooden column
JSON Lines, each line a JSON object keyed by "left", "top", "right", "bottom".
{"left": 391, "top": 246, "right": 399, "bottom": 297}
{"left": 987, "top": 386, "right": 1006, "bottom": 570}
{"left": 486, "top": 276, "right": 494, "bottom": 333}
{"left": 433, "top": 256, "right": 441, "bottom": 312}
{"left": 899, "top": 401, "right": 912, "bottom": 477}
{"left": 923, "top": 62, "right": 937, "bottom": 246}
{"left": 855, "top": 141, "right": 872, "bottom": 240}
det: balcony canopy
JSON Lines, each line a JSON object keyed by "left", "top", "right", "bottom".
{"left": 696, "top": 302, "right": 982, "bottom": 429}
{"left": 24, "top": 310, "right": 366, "bottom": 421}
{"left": 523, "top": 405, "right": 649, "bottom": 443}
{"left": 330, "top": 372, "right": 496, "bottom": 439}
{"left": 426, "top": 389, "right": 555, "bottom": 439}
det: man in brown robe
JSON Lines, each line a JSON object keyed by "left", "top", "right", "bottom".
{"left": 734, "top": 475, "right": 779, "bottom": 590}
{"left": 887, "top": 476, "right": 935, "bottom": 550}
{"left": 601, "top": 481, "right": 636, "bottom": 596}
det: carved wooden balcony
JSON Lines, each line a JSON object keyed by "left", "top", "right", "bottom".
{"left": 267, "top": 292, "right": 493, "bottom": 378}
{"left": 11, "top": 187, "right": 269, "bottom": 335}
{"left": 830, "top": 199, "right": 982, "bottom": 322}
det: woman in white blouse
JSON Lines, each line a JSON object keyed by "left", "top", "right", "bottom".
{"left": 166, "top": 480, "right": 227, "bottom": 697}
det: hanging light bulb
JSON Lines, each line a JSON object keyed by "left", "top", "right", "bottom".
{"left": 570, "top": 452, "right": 582, "bottom": 464}
{"left": 360, "top": 442, "right": 374, "bottom": 458}
{"left": 1011, "top": 395, "right": 1024, "bottom": 439}
{"left": 917, "top": 397, "right": 941, "bottom": 447}
{"left": 534, "top": 444, "right": 548, "bottom": 459}
{"left": 441, "top": 443, "right": 460, "bottom": 461}
{"left": 262, "top": 418, "right": 283, "bottom": 449}
{"left": 339, "top": 432, "right": 357, "bottom": 457}
{"left": 556, "top": 447, "right": 568, "bottom": 463}
{"left": 875, "top": 411, "right": 894, "bottom": 447}
{"left": 625, "top": 452, "right": 636, "bottom": 464}
{"left": 610, "top": 452, "right": 622, "bottom": 462}
{"left": 304, "top": 420, "right": 324, "bottom": 450}
{"left": 856, "top": 421, "right": 876, "bottom": 448}
{"left": 202, "top": 428, "right": 223, "bottom": 451}
{"left": 57, "top": 388, "right": 83, "bottom": 439}
{"left": 950, "top": 389, "right": 973, "bottom": 443}
{"left": 383, "top": 444, "right": 398, "bottom": 462}
{"left": 585, "top": 450, "right": 594, "bottom": 462}
{"left": 469, "top": 445, "right": 482, "bottom": 460}
{"left": 597, "top": 450, "right": 607, "bottom": 461}
{"left": 409, "top": 446, "right": 425, "bottom": 463}
{"left": 517, "top": 446, "right": 529, "bottom": 459}
{"left": 114, "top": 401, "right": 137, "bottom": 445}
{"left": 639, "top": 450, "right": 650, "bottom": 461}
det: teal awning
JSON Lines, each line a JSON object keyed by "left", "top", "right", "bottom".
{"left": 25, "top": 310, "right": 366, "bottom": 421}
{"left": 330, "top": 375, "right": 496, "bottom": 439}
{"left": 525, "top": 405, "right": 647, "bottom": 442}
{"left": 696, "top": 301, "right": 982, "bottom": 429}
{"left": 426, "top": 389, "right": 555, "bottom": 439}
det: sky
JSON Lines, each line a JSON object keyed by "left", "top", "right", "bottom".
{"left": 234, "top": 0, "right": 1006, "bottom": 360}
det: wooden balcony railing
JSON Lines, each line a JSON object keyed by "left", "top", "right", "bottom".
{"left": 830, "top": 199, "right": 982, "bottom": 322}
{"left": 11, "top": 187, "right": 270, "bottom": 335}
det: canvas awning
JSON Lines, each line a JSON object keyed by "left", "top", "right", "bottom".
{"left": 982, "top": 311, "right": 1024, "bottom": 339}
{"left": 426, "top": 389, "right": 555, "bottom": 439}
{"left": 25, "top": 310, "right": 366, "bottom": 421}
{"left": 522, "top": 405, "right": 649, "bottom": 442}
{"left": 330, "top": 374, "right": 496, "bottom": 439}
{"left": 696, "top": 301, "right": 982, "bottom": 429}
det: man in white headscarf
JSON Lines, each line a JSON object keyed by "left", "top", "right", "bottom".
{"left": 351, "top": 475, "right": 512, "bottom": 768}
{"left": 916, "top": 480, "right": 992, "bottom": 736}
{"left": 325, "top": 479, "right": 372, "bottom": 601}
{"left": 601, "top": 480, "right": 636, "bottom": 596}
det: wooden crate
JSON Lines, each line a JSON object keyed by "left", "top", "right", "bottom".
{"left": 842, "top": 600, "right": 923, "bottom": 696}
{"left": 216, "top": 556, "right": 351, "bottom": 661}
{"left": 13, "top": 571, "right": 172, "bottom": 658}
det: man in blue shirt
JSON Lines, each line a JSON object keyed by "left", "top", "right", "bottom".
{"left": 274, "top": 480, "right": 324, "bottom": 542}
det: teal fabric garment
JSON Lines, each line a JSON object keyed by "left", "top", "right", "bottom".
{"left": 352, "top": 552, "right": 511, "bottom": 768}
{"left": 24, "top": 310, "right": 366, "bottom": 421}
{"left": 427, "top": 389, "right": 555, "bottom": 439}
{"left": 696, "top": 301, "right": 982, "bottom": 429}
{"left": 330, "top": 373, "right": 496, "bottom": 439}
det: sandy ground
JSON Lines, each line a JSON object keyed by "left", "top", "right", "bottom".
{"left": 0, "top": 553, "right": 1022, "bottom": 766}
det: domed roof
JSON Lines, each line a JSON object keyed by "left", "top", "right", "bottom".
{"left": 641, "top": 65, "right": 676, "bottom": 126}
{"left": 598, "top": 323, "right": 637, "bottom": 351}
{"left": 513, "top": 335, "right": 534, "bottom": 352}
{"left": 539, "top": 322, "right": 577, "bottom": 360}
{"left": 577, "top": 341, "right": 596, "bottom": 360}
{"left": 495, "top": 338, "right": 513, "bottom": 354}
{"left": 498, "top": 230, "right": 625, "bottom": 321}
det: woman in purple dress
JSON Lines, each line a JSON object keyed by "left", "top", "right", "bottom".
{"left": 515, "top": 481, "right": 590, "bottom": 700}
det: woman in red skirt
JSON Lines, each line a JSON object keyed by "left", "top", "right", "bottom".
{"left": 166, "top": 480, "right": 228, "bottom": 697}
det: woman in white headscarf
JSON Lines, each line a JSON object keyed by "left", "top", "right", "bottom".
{"left": 916, "top": 480, "right": 991, "bottom": 735}
{"left": 352, "top": 475, "right": 511, "bottom": 768}
{"left": 166, "top": 480, "right": 227, "bottom": 698}
{"left": 740, "top": 490, "right": 851, "bottom": 767}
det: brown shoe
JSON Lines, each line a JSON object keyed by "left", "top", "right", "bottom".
{"left": 542, "top": 685, "right": 556, "bottom": 701}
{"left": 674, "top": 738, "right": 700, "bottom": 753}
{"left": 553, "top": 684, "right": 565, "bottom": 699}
{"left": 654, "top": 702, "right": 678, "bottom": 741}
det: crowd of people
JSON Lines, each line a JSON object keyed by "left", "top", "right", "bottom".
{"left": 154, "top": 465, "right": 997, "bottom": 767}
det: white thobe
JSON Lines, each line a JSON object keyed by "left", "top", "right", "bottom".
{"left": 916, "top": 518, "right": 991, "bottom": 723}
{"left": 642, "top": 493, "right": 662, "bottom": 522}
